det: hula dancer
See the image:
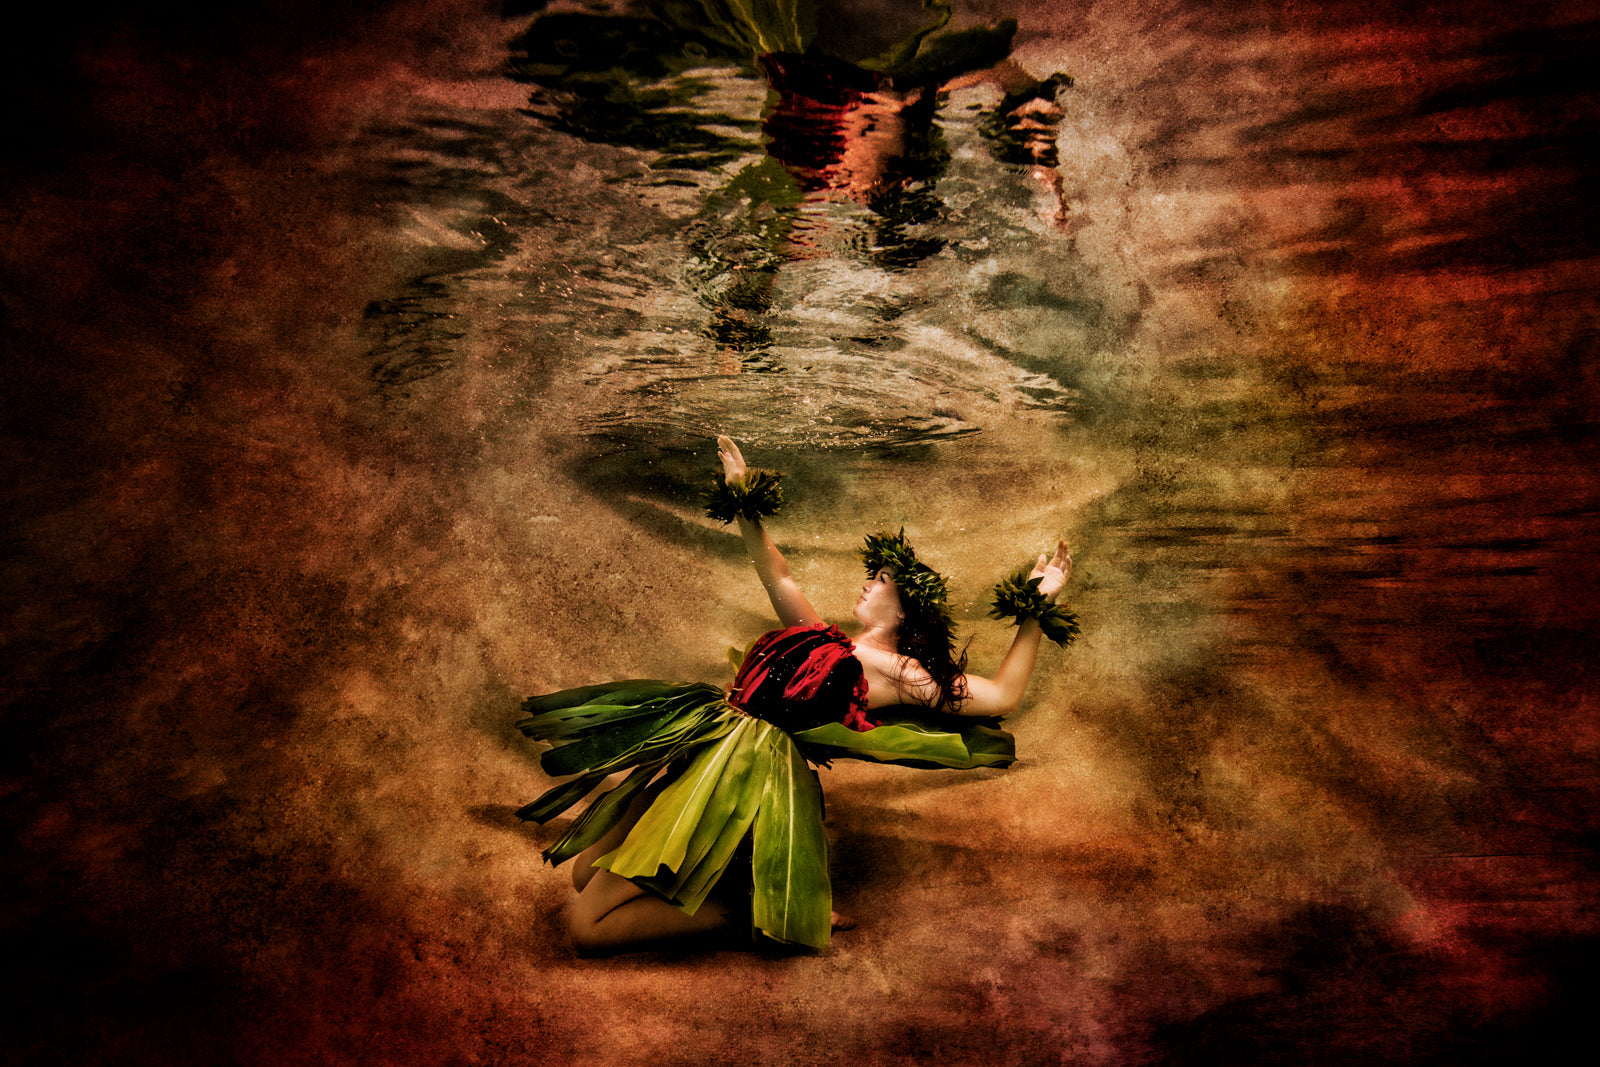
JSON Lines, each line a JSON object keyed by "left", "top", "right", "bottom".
{"left": 517, "top": 435, "right": 1075, "bottom": 955}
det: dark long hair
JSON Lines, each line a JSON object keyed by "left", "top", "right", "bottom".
{"left": 895, "top": 596, "right": 969, "bottom": 714}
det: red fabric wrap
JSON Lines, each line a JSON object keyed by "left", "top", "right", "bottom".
{"left": 728, "top": 623, "right": 875, "bottom": 733}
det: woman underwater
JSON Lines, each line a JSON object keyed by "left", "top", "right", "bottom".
{"left": 517, "top": 436, "right": 1076, "bottom": 955}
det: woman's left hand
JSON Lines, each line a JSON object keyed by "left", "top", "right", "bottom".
{"left": 1029, "top": 540, "right": 1072, "bottom": 603}
{"left": 716, "top": 434, "right": 747, "bottom": 484}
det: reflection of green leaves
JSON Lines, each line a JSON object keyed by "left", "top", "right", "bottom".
{"left": 697, "top": 156, "right": 802, "bottom": 270}
{"left": 685, "top": 156, "right": 803, "bottom": 352}
{"left": 658, "top": 0, "right": 815, "bottom": 56}
{"left": 719, "top": 154, "right": 803, "bottom": 211}
{"left": 856, "top": 0, "right": 953, "bottom": 74}
{"left": 870, "top": 20, "right": 1017, "bottom": 87}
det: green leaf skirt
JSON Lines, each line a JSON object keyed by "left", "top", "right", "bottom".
{"left": 518, "top": 680, "right": 1014, "bottom": 950}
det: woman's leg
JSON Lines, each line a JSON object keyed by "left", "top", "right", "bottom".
{"left": 563, "top": 779, "right": 741, "bottom": 955}
{"left": 570, "top": 779, "right": 663, "bottom": 893}
{"left": 568, "top": 869, "right": 739, "bottom": 956}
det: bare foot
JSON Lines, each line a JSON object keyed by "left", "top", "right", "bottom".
{"left": 831, "top": 911, "right": 856, "bottom": 931}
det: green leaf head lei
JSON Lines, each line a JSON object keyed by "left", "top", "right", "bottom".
{"left": 989, "top": 566, "right": 1079, "bottom": 647}
{"left": 861, "top": 529, "right": 953, "bottom": 629}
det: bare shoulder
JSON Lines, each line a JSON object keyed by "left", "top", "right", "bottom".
{"left": 853, "top": 644, "right": 938, "bottom": 709}
{"left": 851, "top": 642, "right": 909, "bottom": 676}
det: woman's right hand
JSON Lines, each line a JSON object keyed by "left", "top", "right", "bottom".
{"left": 717, "top": 435, "right": 747, "bottom": 484}
{"left": 1029, "top": 540, "right": 1072, "bottom": 603}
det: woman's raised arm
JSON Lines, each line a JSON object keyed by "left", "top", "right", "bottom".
{"left": 952, "top": 541, "right": 1071, "bottom": 716}
{"left": 718, "top": 436, "right": 822, "bottom": 629}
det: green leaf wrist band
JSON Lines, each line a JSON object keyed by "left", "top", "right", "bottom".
{"left": 704, "top": 469, "right": 785, "bottom": 524}
{"left": 988, "top": 567, "right": 1079, "bottom": 647}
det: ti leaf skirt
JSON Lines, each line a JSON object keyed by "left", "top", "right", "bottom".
{"left": 518, "top": 680, "right": 1014, "bottom": 950}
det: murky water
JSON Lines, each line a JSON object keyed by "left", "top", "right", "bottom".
{"left": 3, "top": 1, "right": 1596, "bottom": 1064}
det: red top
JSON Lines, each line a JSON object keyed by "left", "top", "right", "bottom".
{"left": 728, "top": 624, "right": 875, "bottom": 733}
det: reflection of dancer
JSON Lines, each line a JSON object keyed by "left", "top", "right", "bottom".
{"left": 518, "top": 436, "right": 1077, "bottom": 955}
{"left": 757, "top": 52, "right": 949, "bottom": 268}
{"left": 974, "top": 65, "right": 1077, "bottom": 228}
{"left": 508, "top": 2, "right": 1073, "bottom": 353}
{"left": 691, "top": 46, "right": 1073, "bottom": 357}
{"left": 763, "top": 52, "right": 1074, "bottom": 237}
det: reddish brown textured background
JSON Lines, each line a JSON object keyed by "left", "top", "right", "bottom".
{"left": 2, "top": 1, "right": 1597, "bottom": 1064}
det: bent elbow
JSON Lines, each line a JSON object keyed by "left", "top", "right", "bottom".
{"left": 955, "top": 677, "right": 1023, "bottom": 717}
{"left": 960, "top": 693, "right": 1019, "bottom": 718}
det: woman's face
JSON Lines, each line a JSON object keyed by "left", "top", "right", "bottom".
{"left": 853, "top": 568, "right": 904, "bottom": 629}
